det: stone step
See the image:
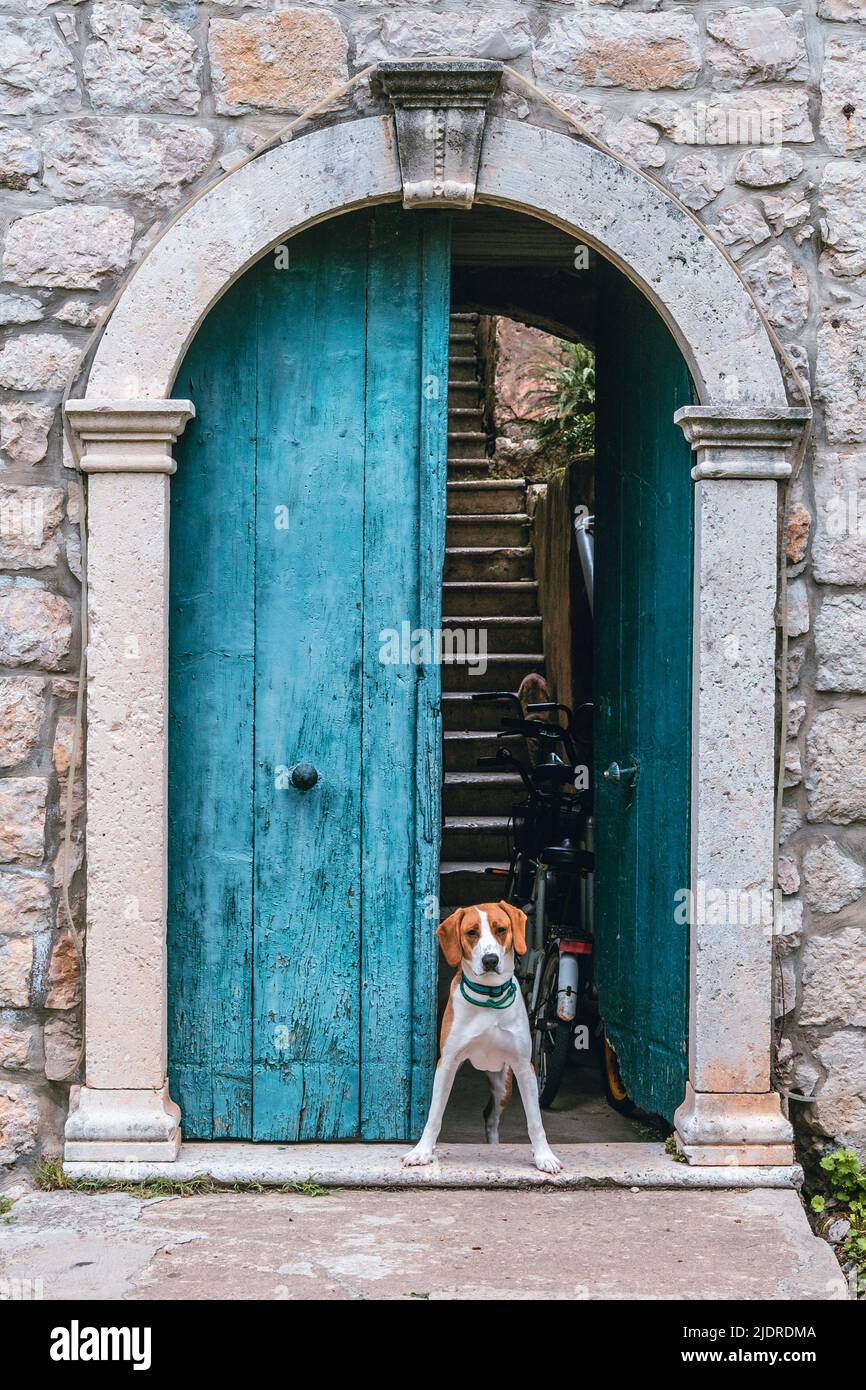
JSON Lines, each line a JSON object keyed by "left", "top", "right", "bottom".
{"left": 449, "top": 330, "right": 477, "bottom": 344}
{"left": 442, "top": 580, "right": 539, "bottom": 617}
{"left": 444, "top": 546, "right": 534, "bottom": 582}
{"left": 448, "top": 430, "right": 488, "bottom": 460}
{"left": 450, "top": 311, "right": 479, "bottom": 323}
{"left": 446, "top": 479, "right": 527, "bottom": 515}
{"left": 442, "top": 614, "right": 543, "bottom": 653}
{"left": 446, "top": 459, "right": 492, "bottom": 480}
{"left": 442, "top": 816, "right": 512, "bottom": 862}
{"left": 448, "top": 359, "right": 479, "bottom": 384}
{"left": 439, "top": 860, "right": 511, "bottom": 908}
{"left": 441, "top": 651, "right": 545, "bottom": 694}
{"left": 445, "top": 512, "right": 529, "bottom": 547}
{"left": 443, "top": 730, "right": 502, "bottom": 772}
{"left": 447, "top": 381, "right": 482, "bottom": 409}
{"left": 443, "top": 772, "right": 523, "bottom": 818}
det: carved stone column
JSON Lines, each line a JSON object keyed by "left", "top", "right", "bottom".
{"left": 63, "top": 400, "right": 193, "bottom": 1161}
{"left": 674, "top": 405, "right": 810, "bottom": 1165}
{"left": 378, "top": 60, "right": 502, "bottom": 209}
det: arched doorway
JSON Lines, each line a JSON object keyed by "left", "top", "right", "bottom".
{"left": 164, "top": 201, "right": 694, "bottom": 1143}
{"left": 63, "top": 66, "right": 808, "bottom": 1168}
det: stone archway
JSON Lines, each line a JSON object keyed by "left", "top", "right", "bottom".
{"left": 64, "top": 63, "right": 809, "bottom": 1169}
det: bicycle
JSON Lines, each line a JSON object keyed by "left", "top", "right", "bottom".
{"left": 471, "top": 693, "right": 596, "bottom": 1106}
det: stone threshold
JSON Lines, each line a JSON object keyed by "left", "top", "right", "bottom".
{"left": 64, "top": 1141, "right": 802, "bottom": 1190}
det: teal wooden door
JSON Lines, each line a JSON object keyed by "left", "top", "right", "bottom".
{"left": 168, "top": 206, "right": 450, "bottom": 1141}
{"left": 594, "top": 263, "right": 694, "bottom": 1124}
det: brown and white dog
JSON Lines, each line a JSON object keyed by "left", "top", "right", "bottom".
{"left": 402, "top": 902, "right": 563, "bottom": 1174}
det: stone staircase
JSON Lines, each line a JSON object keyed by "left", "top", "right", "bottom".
{"left": 440, "top": 313, "right": 546, "bottom": 912}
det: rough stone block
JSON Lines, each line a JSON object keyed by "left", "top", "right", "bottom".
{"left": 0, "top": 126, "right": 41, "bottom": 189}
{"left": 0, "top": 582, "right": 72, "bottom": 670}
{"left": 803, "top": 838, "right": 866, "bottom": 914}
{"left": 811, "top": 451, "right": 866, "bottom": 583}
{"left": 43, "top": 116, "right": 215, "bottom": 208}
{"left": 801, "top": 930, "right": 866, "bottom": 1027}
{"left": 0, "top": 937, "right": 33, "bottom": 1008}
{"left": 819, "top": 160, "right": 866, "bottom": 281}
{"left": 44, "top": 1014, "right": 80, "bottom": 1081}
{"left": 0, "top": 1020, "right": 37, "bottom": 1071}
{"left": 0, "top": 486, "right": 66, "bottom": 570}
{"left": 536, "top": 12, "right": 701, "bottom": 91}
{"left": 0, "top": 402, "right": 54, "bottom": 466}
{"left": 45, "top": 930, "right": 81, "bottom": 1010}
{"left": 0, "top": 335, "right": 81, "bottom": 391}
{"left": 83, "top": 2, "right": 201, "bottom": 115}
{"left": 706, "top": 7, "right": 808, "bottom": 89}
{"left": 806, "top": 711, "right": 866, "bottom": 823}
{"left": 0, "top": 779, "right": 47, "bottom": 864}
{"left": 815, "top": 593, "right": 866, "bottom": 690}
{"left": 820, "top": 37, "right": 866, "bottom": 154}
{"left": 815, "top": 308, "right": 866, "bottom": 443}
{"left": 353, "top": 10, "right": 531, "bottom": 66}
{"left": 735, "top": 147, "right": 804, "bottom": 187}
{"left": 667, "top": 153, "right": 725, "bottom": 210}
{"left": 3, "top": 205, "right": 134, "bottom": 291}
{"left": 0, "top": 1083, "right": 39, "bottom": 1165}
{"left": 0, "top": 678, "right": 45, "bottom": 768}
{"left": 710, "top": 201, "right": 771, "bottom": 259}
{"left": 0, "top": 18, "right": 79, "bottom": 116}
{"left": 209, "top": 9, "right": 348, "bottom": 116}
{"left": 810, "top": 1030, "right": 866, "bottom": 1139}
{"left": 742, "top": 246, "right": 809, "bottom": 333}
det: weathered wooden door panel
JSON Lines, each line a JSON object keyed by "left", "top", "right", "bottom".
{"left": 251, "top": 218, "right": 368, "bottom": 1141}
{"left": 168, "top": 206, "right": 450, "bottom": 1141}
{"left": 594, "top": 262, "right": 694, "bottom": 1124}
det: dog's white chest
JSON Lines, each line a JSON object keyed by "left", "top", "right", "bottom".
{"left": 458, "top": 998, "right": 527, "bottom": 1072}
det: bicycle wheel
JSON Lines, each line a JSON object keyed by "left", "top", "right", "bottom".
{"left": 602, "top": 1034, "right": 635, "bottom": 1115}
{"left": 531, "top": 946, "right": 572, "bottom": 1109}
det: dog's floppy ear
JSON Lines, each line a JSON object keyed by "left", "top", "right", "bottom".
{"left": 436, "top": 908, "right": 464, "bottom": 966}
{"left": 499, "top": 901, "right": 527, "bottom": 955}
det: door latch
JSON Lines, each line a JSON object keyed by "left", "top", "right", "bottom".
{"left": 602, "top": 761, "right": 638, "bottom": 784}
{"left": 603, "top": 761, "right": 639, "bottom": 806}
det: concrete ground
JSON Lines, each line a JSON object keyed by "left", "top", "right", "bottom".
{"left": 7, "top": 1059, "right": 847, "bottom": 1300}
{"left": 0, "top": 1186, "right": 847, "bottom": 1300}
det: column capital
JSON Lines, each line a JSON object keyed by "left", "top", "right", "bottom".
{"left": 65, "top": 399, "right": 195, "bottom": 475}
{"left": 377, "top": 60, "right": 502, "bottom": 209}
{"left": 674, "top": 405, "right": 811, "bottom": 481}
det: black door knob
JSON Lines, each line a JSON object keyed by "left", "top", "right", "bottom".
{"left": 290, "top": 762, "right": 319, "bottom": 791}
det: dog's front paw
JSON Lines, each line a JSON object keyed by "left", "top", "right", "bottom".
{"left": 534, "top": 1147, "right": 563, "bottom": 1175}
{"left": 402, "top": 1145, "right": 435, "bottom": 1168}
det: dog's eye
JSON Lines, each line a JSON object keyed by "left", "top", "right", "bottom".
{"left": 466, "top": 929, "right": 479, "bottom": 940}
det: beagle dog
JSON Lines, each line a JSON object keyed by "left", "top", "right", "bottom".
{"left": 402, "top": 902, "right": 563, "bottom": 1175}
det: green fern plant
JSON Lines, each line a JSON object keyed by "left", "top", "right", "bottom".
{"left": 528, "top": 341, "right": 595, "bottom": 454}
{"left": 811, "top": 1146, "right": 866, "bottom": 1274}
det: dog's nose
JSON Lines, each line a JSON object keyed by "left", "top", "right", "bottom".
{"left": 481, "top": 953, "right": 499, "bottom": 973}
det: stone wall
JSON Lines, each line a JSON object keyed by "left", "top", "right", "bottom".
{"left": 1, "top": 0, "right": 865, "bottom": 1175}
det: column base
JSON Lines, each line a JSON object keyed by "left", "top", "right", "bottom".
{"left": 64, "top": 1084, "right": 181, "bottom": 1162}
{"left": 674, "top": 1083, "right": 794, "bottom": 1166}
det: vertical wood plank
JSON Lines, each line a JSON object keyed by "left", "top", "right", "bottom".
{"left": 168, "top": 274, "right": 257, "bottom": 1139}
{"left": 360, "top": 208, "right": 450, "bottom": 1140}
{"left": 411, "top": 213, "right": 451, "bottom": 1136}
{"left": 251, "top": 218, "right": 368, "bottom": 1140}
